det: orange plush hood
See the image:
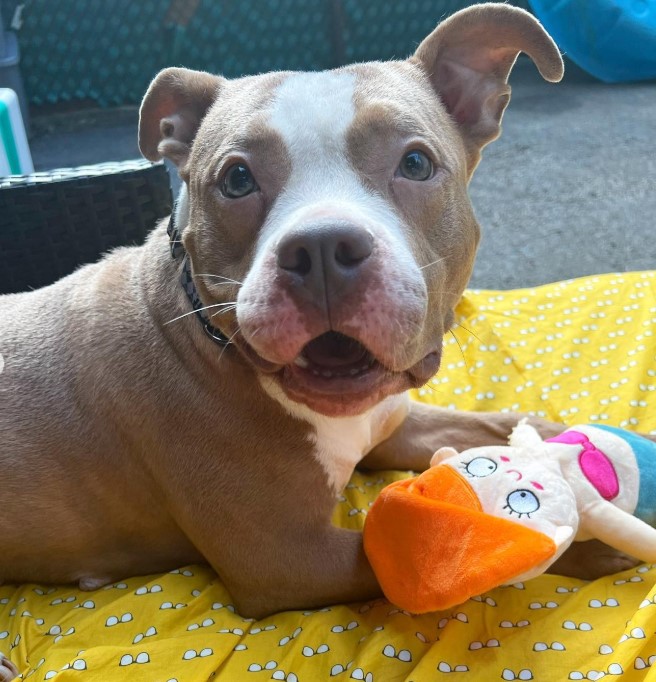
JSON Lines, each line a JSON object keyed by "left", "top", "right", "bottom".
{"left": 363, "top": 465, "right": 557, "bottom": 614}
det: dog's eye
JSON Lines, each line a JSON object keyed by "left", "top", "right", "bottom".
{"left": 398, "top": 150, "right": 433, "bottom": 181}
{"left": 221, "top": 164, "right": 258, "bottom": 198}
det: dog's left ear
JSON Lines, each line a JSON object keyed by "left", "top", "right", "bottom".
{"left": 139, "top": 67, "right": 224, "bottom": 172}
{"left": 412, "top": 3, "right": 563, "bottom": 174}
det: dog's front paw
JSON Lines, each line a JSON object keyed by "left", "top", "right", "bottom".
{"left": 547, "top": 540, "right": 640, "bottom": 580}
{"left": 0, "top": 654, "right": 18, "bottom": 682}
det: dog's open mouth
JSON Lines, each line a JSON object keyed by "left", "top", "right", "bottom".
{"left": 292, "top": 331, "right": 378, "bottom": 379}
{"left": 240, "top": 330, "right": 441, "bottom": 416}
{"left": 279, "top": 331, "right": 395, "bottom": 409}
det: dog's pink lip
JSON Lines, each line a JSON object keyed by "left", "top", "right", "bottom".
{"left": 280, "top": 363, "right": 409, "bottom": 416}
{"left": 406, "top": 350, "right": 442, "bottom": 384}
{"left": 275, "top": 345, "right": 442, "bottom": 417}
{"left": 234, "top": 325, "right": 443, "bottom": 415}
{"left": 231, "top": 335, "right": 283, "bottom": 373}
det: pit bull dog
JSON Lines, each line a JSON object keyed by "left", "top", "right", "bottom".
{"left": 0, "top": 9, "right": 636, "bottom": 661}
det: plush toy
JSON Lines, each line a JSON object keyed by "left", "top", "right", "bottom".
{"left": 363, "top": 421, "right": 656, "bottom": 614}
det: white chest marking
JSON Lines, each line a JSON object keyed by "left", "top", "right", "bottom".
{"left": 259, "top": 377, "right": 410, "bottom": 493}
{"left": 259, "top": 376, "right": 375, "bottom": 493}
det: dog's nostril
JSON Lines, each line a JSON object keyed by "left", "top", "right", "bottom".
{"left": 279, "top": 244, "right": 312, "bottom": 275}
{"left": 335, "top": 232, "right": 372, "bottom": 267}
{"left": 277, "top": 225, "right": 373, "bottom": 279}
{"left": 293, "top": 248, "right": 312, "bottom": 276}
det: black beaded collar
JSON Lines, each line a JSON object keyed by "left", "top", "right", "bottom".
{"left": 167, "top": 207, "right": 230, "bottom": 346}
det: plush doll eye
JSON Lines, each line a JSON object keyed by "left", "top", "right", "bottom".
{"left": 505, "top": 489, "right": 540, "bottom": 518}
{"left": 464, "top": 457, "right": 498, "bottom": 478}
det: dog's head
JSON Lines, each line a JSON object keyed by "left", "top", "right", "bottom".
{"left": 139, "top": 4, "right": 562, "bottom": 417}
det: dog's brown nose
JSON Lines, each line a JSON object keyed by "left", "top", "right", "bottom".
{"left": 277, "top": 223, "right": 374, "bottom": 301}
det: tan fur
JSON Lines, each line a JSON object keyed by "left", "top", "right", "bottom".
{"left": 0, "top": 656, "right": 18, "bottom": 682}
{"left": 348, "top": 60, "right": 480, "bottom": 345}
{"left": 1, "top": 6, "right": 618, "bottom": 632}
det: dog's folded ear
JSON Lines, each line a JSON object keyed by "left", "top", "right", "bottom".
{"left": 411, "top": 3, "right": 563, "bottom": 173}
{"left": 139, "top": 67, "right": 223, "bottom": 171}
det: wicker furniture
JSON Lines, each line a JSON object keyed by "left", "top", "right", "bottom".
{"left": 0, "top": 159, "right": 172, "bottom": 295}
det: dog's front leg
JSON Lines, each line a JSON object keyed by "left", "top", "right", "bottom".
{"left": 219, "top": 525, "right": 381, "bottom": 620}
{"left": 163, "top": 431, "right": 383, "bottom": 620}
{"left": 361, "top": 400, "right": 566, "bottom": 472}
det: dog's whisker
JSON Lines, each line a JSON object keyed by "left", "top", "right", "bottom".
{"left": 419, "top": 256, "right": 447, "bottom": 271}
{"left": 164, "top": 306, "right": 224, "bottom": 325}
{"left": 448, "top": 328, "right": 469, "bottom": 370}
{"left": 164, "top": 302, "right": 238, "bottom": 325}
{"left": 197, "top": 281, "right": 237, "bottom": 287}
{"left": 453, "top": 321, "right": 482, "bottom": 343}
{"left": 195, "top": 273, "right": 244, "bottom": 285}
{"left": 217, "top": 327, "right": 242, "bottom": 364}
{"left": 210, "top": 305, "right": 237, "bottom": 319}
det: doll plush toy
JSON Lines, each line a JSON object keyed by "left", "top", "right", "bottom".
{"left": 363, "top": 421, "right": 656, "bottom": 614}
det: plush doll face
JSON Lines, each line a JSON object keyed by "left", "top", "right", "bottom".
{"left": 431, "top": 444, "right": 579, "bottom": 576}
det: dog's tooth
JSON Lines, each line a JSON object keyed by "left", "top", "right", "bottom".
{"left": 321, "top": 370, "right": 333, "bottom": 378}
{"left": 294, "top": 355, "right": 309, "bottom": 368}
{"left": 311, "top": 369, "right": 320, "bottom": 376}
{"left": 350, "top": 368, "right": 360, "bottom": 376}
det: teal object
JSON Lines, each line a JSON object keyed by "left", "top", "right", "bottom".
{"left": 594, "top": 425, "right": 656, "bottom": 527}
{"left": 0, "top": 96, "right": 19, "bottom": 173}
{"left": 529, "top": 0, "right": 656, "bottom": 82}
{"left": 0, "top": 88, "right": 33, "bottom": 174}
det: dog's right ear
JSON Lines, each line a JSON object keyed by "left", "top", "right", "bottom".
{"left": 139, "top": 67, "right": 223, "bottom": 170}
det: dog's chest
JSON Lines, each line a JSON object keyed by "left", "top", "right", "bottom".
{"left": 306, "top": 413, "right": 375, "bottom": 493}
{"left": 259, "top": 377, "right": 404, "bottom": 493}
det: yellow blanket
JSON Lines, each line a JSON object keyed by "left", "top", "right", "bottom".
{"left": 3, "top": 271, "right": 656, "bottom": 681}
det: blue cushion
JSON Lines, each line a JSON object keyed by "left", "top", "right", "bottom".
{"left": 530, "top": 0, "right": 656, "bottom": 82}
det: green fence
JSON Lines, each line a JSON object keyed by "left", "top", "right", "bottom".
{"left": 1, "top": 0, "right": 530, "bottom": 107}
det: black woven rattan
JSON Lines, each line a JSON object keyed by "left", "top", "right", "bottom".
{"left": 0, "top": 160, "right": 172, "bottom": 295}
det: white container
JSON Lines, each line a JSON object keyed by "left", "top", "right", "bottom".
{"left": 0, "top": 87, "right": 33, "bottom": 175}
